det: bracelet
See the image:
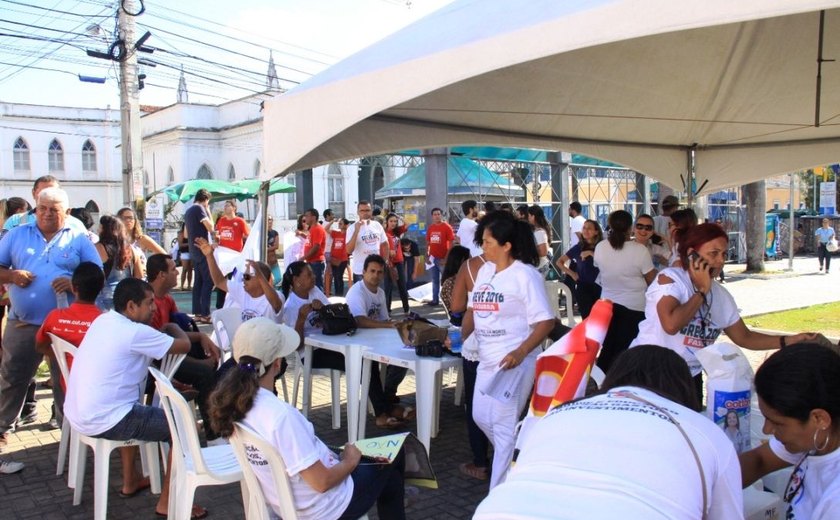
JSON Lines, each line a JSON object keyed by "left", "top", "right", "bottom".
{"left": 779, "top": 336, "right": 786, "bottom": 348}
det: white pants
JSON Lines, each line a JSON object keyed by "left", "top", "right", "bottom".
{"left": 473, "top": 356, "right": 536, "bottom": 489}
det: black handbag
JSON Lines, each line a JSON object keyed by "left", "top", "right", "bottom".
{"left": 318, "top": 303, "right": 357, "bottom": 336}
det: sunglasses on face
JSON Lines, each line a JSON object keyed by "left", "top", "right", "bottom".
{"left": 635, "top": 224, "right": 654, "bottom": 231}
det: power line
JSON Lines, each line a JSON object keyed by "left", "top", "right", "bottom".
{"left": 0, "top": 0, "right": 107, "bottom": 19}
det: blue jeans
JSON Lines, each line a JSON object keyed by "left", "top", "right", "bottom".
{"left": 309, "top": 261, "right": 326, "bottom": 290}
{"left": 192, "top": 256, "right": 212, "bottom": 317}
{"left": 383, "top": 261, "right": 409, "bottom": 313}
{"left": 95, "top": 404, "right": 170, "bottom": 442}
{"left": 330, "top": 260, "right": 348, "bottom": 296}
{"left": 338, "top": 447, "right": 406, "bottom": 520}
{"left": 430, "top": 257, "right": 444, "bottom": 304}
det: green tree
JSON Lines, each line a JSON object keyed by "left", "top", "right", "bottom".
{"left": 798, "top": 169, "right": 816, "bottom": 212}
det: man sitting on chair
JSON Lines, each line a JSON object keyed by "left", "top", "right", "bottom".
{"left": 146, "top": 253, "right": 222, "bottom": 444}
{"left": 64, "top": 278, "right": 207, "bottom": 518}
{"left": 345, "top": 254, "right": 414, "bottom": 429}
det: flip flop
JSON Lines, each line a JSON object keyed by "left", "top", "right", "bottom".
{"left": 375, "top": 415, "right": 405, "bottom": 430}
{"left": 390, "top": 405, "right": 416, "bottom": 421}
{"left": 459, "top": 462, "right": 489, "bottom": 481}
{"left": 118, "top": 480, "right": 151, "bottom": 498}
{"left": 155, "top": 505, "right": 208, "bottom": 520}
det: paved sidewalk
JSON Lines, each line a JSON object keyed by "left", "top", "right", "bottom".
{"left": 1, "top": 256, "right": 837, "bottom": 519}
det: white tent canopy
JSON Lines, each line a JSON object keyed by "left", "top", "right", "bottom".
{"left": 263, "top": 0, "right": 840, "bottom": 192}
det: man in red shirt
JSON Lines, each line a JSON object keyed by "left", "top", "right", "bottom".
{"left": 35, "top": 262, "right": 104, "bottom": 419}
{"left": 214, "top": 200, "right": 250, "bottom": 309}
{"left": 215, "top": 200, "right": 250, "bottom": 252}
{"left": 426, "top": 207, "right": 455, "bottom": 305}
{"left": 302, "top": 208, "right": 327, "bottom": 290}
{"left": 146, "top": 253, "right": 222, "bottom": 443}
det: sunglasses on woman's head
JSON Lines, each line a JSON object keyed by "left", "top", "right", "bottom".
{"left": 635, "top": 224, "right": 653, "bottom": 231}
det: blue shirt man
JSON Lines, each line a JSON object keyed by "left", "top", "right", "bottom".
{"left": 0, "top": 187, "right": 102, "bottom": 446}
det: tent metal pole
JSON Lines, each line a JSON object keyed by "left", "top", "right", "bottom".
{"left": 788, "top": 174, "right": 795, "bottom": 270}
{"left": 686, "top": 147, "right": 696, "bottom": 208}
{"left": 259, "top": 179, "right": 270, "bottom": 261}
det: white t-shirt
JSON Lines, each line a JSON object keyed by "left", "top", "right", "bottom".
{"left": 65, "top": 311, "right": 174, "bottom": 436}
{"left": 346, "top": 220, "right": 387, "bottom": 275}
{"left": 283, "top": 232, "right": 305, "bottom": 264}
{"left": 468, "top": 261, "right": 553, "bottom": 367}
{"left": 475, "top": 386, "right": 743, "bottom": 520}
{"left": 456, "top": 217, "right": 482, "bottom": 257}
{"left": 241, "top": 388, "right": 352, "bottom": 520}
{"left": 570, "top": 215, "right": 586, "bottom": 248}
{"left": 631, "top": 268, "right": 740, "bottom": 376}
{"left": 534, "top": 228, "right": 550, "bottom": 268}
{"left": 594, "top": 240, "right": 655, "bottom": 312}
{"left": 281, "top": 287, "right": 330, "bottom": 337}
{"left": 224, "top": 270, "right": 286, "bottom": 323}
{"left": 345, "top": 282, "right": 388, "bottom": 320}
{"left": 653, "top": 214, "right": 672, "bottom": 238}
{"left": 769, "top": 436, "right": 840, "bottom": 520}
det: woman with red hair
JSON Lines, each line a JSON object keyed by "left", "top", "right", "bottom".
{"left": 631, "top": 223, "right": 816, "bottom": 398}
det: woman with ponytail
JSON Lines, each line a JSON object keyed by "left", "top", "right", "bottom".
{"left": 95, "top": 214, "right": 143, "bottom": 310}
{"left": 209, "top": 318, "right": 406, "bottom": 519}
{"left": 461, "top": 210, "right": 554, "bottom": 488}
{"left": 593, "top": 210, "right": 657, "bottom": 372}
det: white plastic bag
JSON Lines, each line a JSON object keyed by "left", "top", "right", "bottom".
{"left": 695, "top": 342, "right": 754, "bottom": 453}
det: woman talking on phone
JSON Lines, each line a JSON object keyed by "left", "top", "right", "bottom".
{"left": 631, "top": 223, "right": 817, "bottom": 399}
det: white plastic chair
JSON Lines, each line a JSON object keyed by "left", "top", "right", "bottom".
{"left": 290, "top": 351, "right": 342, "bottom": 429}
{"left": 211, "top": 309, "right": 290, "bottom": 400}
{"left": 149, "top": 367, "right": 247, "bottom": 520}
{"left": 544, "top": 280, "right": 576, "bottom": 328}
{"left": 48, "top": 333, "right": 76, "bottom": 478}
{"left": 229, "top": 422, "right": 299, "bottom": 520}
{"left": 210, "top": 307, "right": 241, "bottom": 357}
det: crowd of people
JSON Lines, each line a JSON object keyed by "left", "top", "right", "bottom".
{"left": 1, "top": 179, "right": 838, "bottom": 519}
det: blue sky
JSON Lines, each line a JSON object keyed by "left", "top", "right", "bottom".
{"left": 0, "top": 0, "right": 454, "bottom": 108}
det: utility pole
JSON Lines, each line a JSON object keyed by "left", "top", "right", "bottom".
{"left": 119, "top": 0, "right": 143, "bottom": 207}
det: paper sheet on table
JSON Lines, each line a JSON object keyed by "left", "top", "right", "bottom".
{"left": 478, "top": 366, "right": 525, "bottom": 403}
{"left": 354, "top": 432, "right": 438, "bottom": 488}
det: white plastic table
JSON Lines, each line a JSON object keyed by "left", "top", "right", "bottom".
{"left": 356, "top": 329, "right": 461, "bottom": 454}
{"left": 301, "top": 330, "right": 367, "bottom": 442}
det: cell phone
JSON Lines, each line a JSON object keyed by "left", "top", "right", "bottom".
{"left": 651, "top": 234, "right": 663, "bottom": 245}
{"left": 689, "top": 252, "right": 712, "bottom": 272}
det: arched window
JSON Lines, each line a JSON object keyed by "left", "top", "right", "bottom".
{"left": 228, "top": 164, "right": 236, "bottom": 180}
{"left": 196, "top": 164, "right": 212, "bottom": 179}
{"left": 13, "top": 137, "right": 29, "bottom": 171}
{"left": 167, "top": 166, "right": 175, "bottom": 184}
{"left": 48, "top": 139, "right": 64, "bottom": 172}
{"left": 253, "top": 159, "right": 262, "bottom": 177}
{"left": 82, "top": 140, "right": 97, "bottom": 172}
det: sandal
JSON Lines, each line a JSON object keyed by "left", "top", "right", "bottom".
{"left": 156, "top": 505, "right": 208, "bottom": 520}
{"left": 375, "top": 415, "right": 405, "bottom": 430}
{"left": 195, "top": 315, "right": 212, "bottom": 325}
{"left": 390, "top": 405, "right": 416, "bottom": 421}
{"left": 459, "top": 462, "right": 489, "bottom": 481}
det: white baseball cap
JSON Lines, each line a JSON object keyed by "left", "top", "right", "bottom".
{"left": 233, "top": 318, "right": 300, "bottom": 376}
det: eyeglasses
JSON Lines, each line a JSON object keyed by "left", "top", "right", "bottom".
{"left": 635, "top": 224, "right": 654, "bottom": 231}
{"left": 120, "top": 215, "right": 135, "bottom": 221}
{"left": 783, "top": 453, "right": 809, "bottom": 503}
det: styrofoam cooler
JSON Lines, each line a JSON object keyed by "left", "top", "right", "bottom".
{"left": 743, "top": 485, "right": 782, "bottom": 520}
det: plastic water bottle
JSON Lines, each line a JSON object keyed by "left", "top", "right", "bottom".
{"left": 55, "top": 290, "right": 69, "bottom": 309}
{"left": 448, "top": 328, "right": 462, "bottom": 354}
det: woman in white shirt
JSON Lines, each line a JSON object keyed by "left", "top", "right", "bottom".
{"left": 209, "top": 318, "right": 406, "bottom": 520}
{"left": 462, "top": 210, "right": 554, "bottom": 488}
{"left": 280, "top": 261, "right": 336, "bottom": 368}
{"left": 631, "top": 223, "right": 815, "bottom": 399}
{"left": 476, "top": 345, "right": 744, "bottom": 520}
{"left": 632, "top": 213, "right": 671, "bottom": 270}
{"left": 526, "top": 205, "right": 552, "bottom": 274}
{"left": 740, "top": 344, "right": 840, "bottom": 520}
{"left": 593, "top": 210, "right": 656, "bottom": 372}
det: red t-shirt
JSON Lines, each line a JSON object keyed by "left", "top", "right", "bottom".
{"left": 304, "top": 223, "right": 327, "bottom": 262}
{"left": 215, "top": 216, "right": 250, "bottom": 251}
{"left": 426, "top": 222, "right": 455, "bottom": 259}
{"left": 330, "top": 229, "right": 348, "bottom": 262}
{"left": 151, "top": 293, "right": 178, "bottom": 330}
{"left": 35, "top": 302, "right": 103, "bottom": 390}
{"left": 387, "top": 231, "right": 404, "bottom": 263}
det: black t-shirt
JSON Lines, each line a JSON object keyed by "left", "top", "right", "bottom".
{"left": 184, "top": 204, "right": 209, "bottom": 257}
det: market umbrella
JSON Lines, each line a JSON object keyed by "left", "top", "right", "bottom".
{"left": 231, "top": 178, "right": 295, "bottom": 200}
{"left": 161, "top": 179, "right": 250, "bottom": 203}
